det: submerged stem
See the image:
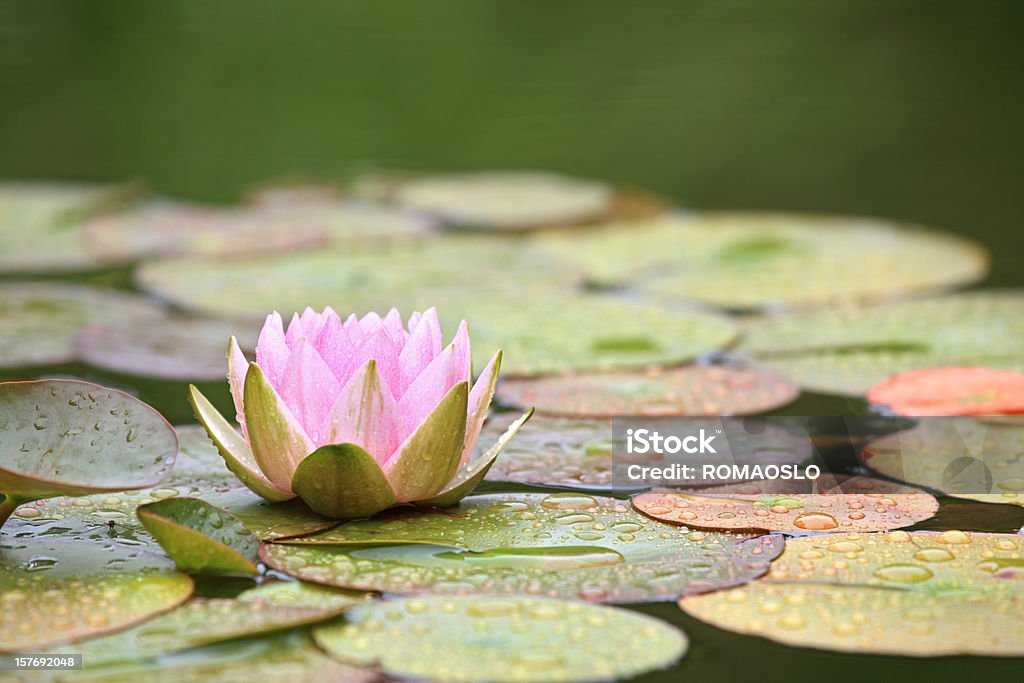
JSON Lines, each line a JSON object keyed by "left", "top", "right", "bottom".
{"left": 0, "top": 495, "right": 20, "bottom": 531}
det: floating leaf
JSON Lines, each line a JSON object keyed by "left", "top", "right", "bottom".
{"left": 0, "top": 380, "right": 178, "bottom": 528}
{"left": 0, "top": 181, "right": 139, "bottom": 273}
{"left": 862, "top": 418, "right": 1024, "bottom": 507}
{"left": 393, "top": 171, "right": 614, "bottom": 231}
{"left": 55, "top": 596, "right": 349, "bottom": 668}
{"left": 262, "top": 493, "right": 783, "bottom": 603}
{"left": 866, "top": 367, "right": 1024, "bottom": 416}
{"left": 76, "top": 316, "right": 257, "bottom": 381}
{"left": 315, "top": 595, "right": 686, "bottom": 682}
{"left": 0, "top": 538, "right": 193, "bottom": 652}
{"left": 0, "top": 283, "right": 166, "bottom": 368}
{"left": 680, "top": 531, "right": 1024, "bottom": 656}
{"left": 633, "top": 476, "right": 939, "bottom": 533}
{"left": 482, "top": 414, "right": 810, "bottom": 490}
{"left": 237, "top": 580, "right": 370, "bottom": 609}
{"left": 137, "top": 498, "right": 260, "bottom": 576}
{"left": 497, "top": 365, "right": 798, "bottom": 417}
{"left": 535, "top": 213, "right": 988, "bottom": 309}
{"left": 744, "top": 291, "right": 1024, "bottom": 395}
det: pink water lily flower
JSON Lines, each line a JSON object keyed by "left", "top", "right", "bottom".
{"left": 190, "top": 307, "right": 531, "bottom": 518}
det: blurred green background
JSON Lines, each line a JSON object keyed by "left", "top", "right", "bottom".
{"left": 1, "top": 0, "right": 1022, "bottom": 283}
{"left": 2, "top": 2, "right": 1023, "bottom": 680}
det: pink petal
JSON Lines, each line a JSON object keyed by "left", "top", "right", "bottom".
{"left": 394, "top": 344, "right": 457, "bottom": 442}
{"left": 255, "top": 312, "right": 289, "bottom": 387}
{"left": 326, "top": 359, "right": 400, "bottom": 464}
{"left": 397, "top": 308, "right": 443, "bottom": 396}
{"left": 460, "top": 349, "right": 501, "bottom": 467}
{"left": 311, "top": 310, "right": 353, "bottom": 384}
{"left": 227, "top": 336, "right": 250, "bottom": 436}
{"left": 382, "top": 308, "right": 408, "bottom": 343}
{"left": 449, "top": 319, "right": 472, "bottom": 385}
{"left": 277, "top": 338, "right": 342, "bottom": 444}
{"left": 336, "top": 324, "right": 404, "bottom": 401}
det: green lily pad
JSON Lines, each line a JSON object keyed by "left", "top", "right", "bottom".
{"left": 0, "top": 283, "right": 167, "bottom": 368}
{"left": 315, "top": 595, "right": 687, "bottom": 682}
{"left": 535, "top": 212, "right": 988, "bottom": 309}
{"left": 496, "top": 364, "right": 799, "bottom": 417}
{"left": 237, "top": 580, "right": 370, "bottom": 609}
{"left": 0, "top": 380, "right": 178, "bottom": 528}
{"left": 262, "top": 493, "right": 783, "bottom": 603}
{"left": 680, "top": 531, "right": 1024, "bottom": 656}
{"left": 633, "top": 475, "right": 939, "bottom": 533}
{"left": 76, "top": 316, "right": 257, "bottom": 381}
{"left": 743, "top": 291, "right": 1024, "bottom": 395}
{"left": 55, "top": 596, "right": 350, "bottom": 669}
{"left": 63, "top": 630, "right": 375, "bottom": 683}
{"left": 481, "top": 414, "right": 811, "bottom": 490}
{"left": 137, "top": 498, "right": 260, "bottom": 576}
{"left": 136, "top": 236, "right": 576, "bottom": 322}
{"left": 862, "top": 418, "right": 1024, "bottom": 507}
{"left": 0, "top": 538, "right": 193, "bottom": 652}
{"left": 0, "top": 181, "right": 139, "bottom": 273}
{"left": 392, "top": 171, "right": 614, "bottom": 231}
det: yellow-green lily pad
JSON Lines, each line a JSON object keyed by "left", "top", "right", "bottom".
{"left": 680, "top": 531, "right": 1024, "bottom": 656}
{"left": 237, "top": 580, "right": 370, "bottom": 609}
{"left": 0, "top": 282, "right": 167, "bottom": 368}
{"left": 262, "top": 493, "right": 783, "bottom": 603}
{"left": 0, "top": 538, "right": 193, "bottom": 652}
{"left": 496, "top": 364, "right": 799, "bottom": 417}
{"left": 743, "top": 291, "right": 1024, "bottom": 395}
{"left": 137, "top": 498, "right": 260, "bottom": 576}
{"left": 862, "top": 418, "right": 1024, "bottom": 507}
{"left": 0, "top": 380, "right": 178, "bottom": 528}
{"left": 315, "top": 595, "right": 687, "bottom": 682}
{"left": 535, "top": 212, "right": 988, "bottom": 309}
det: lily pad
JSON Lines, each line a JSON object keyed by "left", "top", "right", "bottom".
{"left": 314, "top": 595, "right": 687, "bottom": 682}
{"left": 743, "top": 291, "right": 1024, "bottom": 395}
{"left": 680, "top": 531, "right": 1024, "bottom": 656}
{"left": 633, "top": 476, "right": 939, "bottom": 533}
{"left": 393, "top": 171, "right": 614, "bottom": 231}
{"left": 535, "top": 212, "right": 988, "bottom": 309}
{"left": 262, "top": 493, "right": 783, "bottom": 603}
{"left": 0, "top": 538, "right": 193, "bottom": 652}
{"left": 862, "top": 418, "right": 1024, "bottom": 507}
{"left": 137, "top": 498, "right": 260, "bottom": 576}
{"left": 0, "top": 380, "right": 178, "bottom": 528}
{"left": 57, "top": 596, "right": 350, "bottom": 668}
{"left": 76, "top": 316, "right": 257, "bottom": 381}
{"left": 866, "top": 367, "right": 1024, "bottom": 416}
{"left": 0, "top": 181, "right": 139, "bottom": 273}
{"left": 496, "top": 365, "right": 799, "bottom": 417}
{"left": 0, "top": 282, "right": 167, "bottom": 368}
{"left": 482, "top": 414, "right": 811, "bottom": 490}
{"left": 136, "top": 236, "right": 576, "bottom": 322}
{"left": 238, "top": 580, "right": 370, "bottom": 609}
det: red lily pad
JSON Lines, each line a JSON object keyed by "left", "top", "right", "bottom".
{"left": 633, "top": 476, "right": 939, "bottom": 533}
{"left": 867, "top": 366, "right": 1024, "bottom": 416}
{"left": 496, "top": 365, "right": 799, "bottom": 417}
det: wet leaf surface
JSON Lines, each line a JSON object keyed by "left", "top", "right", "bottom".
{"left": 0, "top": 283, "right": 166, "bottom": 368}
{"left": 633, "top": 476, "right": 939, "bottom": 533}
{"left": 0, "top": 380, "right": 178, "bottom": 516}
{"left": 496, "top": 364, "right": 799, "bottom": 417}
{"left": 862, "top": 418, "right": 1024, "bottom": 507}
{"left": 680, "top": 531, "right": 1024, "bottom": 656}
{"left": 0, "top": 538, "right": 193, "bottom": 652}
{"left": 742, "top": 291, "right": 1024, "bottom": 395}
{"left": 237, "top": 580, "right": 371, "bottom": 609}
{"left": 75, "top": 316, "right": 257, "bottom": 381}
{"left": 535, "top": 213, "right": 988, "bottom": 309}
{"left": 315, "top": 595, "right": 686, "bottom": 682}
{"left": 262, "top": 493, "right": 783, "bottom": 603}
{"left": 866, "top": 366, "right": 1024, "bottom": 416}
{"left": 137, "top": 498, "right": 260, "bottom": 575}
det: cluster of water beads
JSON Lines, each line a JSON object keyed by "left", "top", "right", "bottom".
{"left": 314, "top": 595, "right": 687, "bottom": 683}
{"left": 263, "top": 493, "right": 783, "bottom": 603}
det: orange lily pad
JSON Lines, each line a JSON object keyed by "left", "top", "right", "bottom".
{"left": 867, "top": 366, "right": 1024, "bottom": 416}
{"left": 496, "top": 365, "right": 799, "bottom": 417}
{"left": 633, "top": 476, "right": 938, "bottom": 533}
